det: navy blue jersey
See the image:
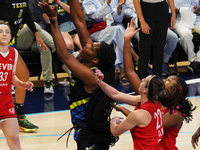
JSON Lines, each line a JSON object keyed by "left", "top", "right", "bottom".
{"left": 68, "top": 67, "right": 97, "bottom": 140}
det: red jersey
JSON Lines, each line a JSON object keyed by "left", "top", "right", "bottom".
{"left": 0, "top": 47, "right": 18, "bottom": 120}
{"left": 157, "top": 108, "right": 181, "bottom": 150}
{"left": 130, "top": 101, "right": 163, "bottom": 150}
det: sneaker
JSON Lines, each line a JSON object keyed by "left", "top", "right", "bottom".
{"left": 120, "top": 76, "right": 130, "bottom": 86}
{"left": 162, "top": 63, "right": 170, "bottom": 76}
{"left": 59, "top": 78, "right": 70, "bottom": 86}
{"left": 44, "top": 94, "right": 54, "bottom": 101}
{"left": 187, "top": 61, "right": 200, "bottom": 74}
{"left": 44, "top": 80, "right": 54, "bottom": 94}
{"left": 18, "top": 115, "right": 39, "bottom": 132}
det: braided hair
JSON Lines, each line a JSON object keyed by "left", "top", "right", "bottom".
{"left": 85, "top": 41, "right": 119, "bottom": 147}
{"left": 161, "top": 75, "right": 196, "bottom": 123}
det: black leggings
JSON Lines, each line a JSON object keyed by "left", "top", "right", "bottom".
{"left": 138, "top": 0, "right": 169, "bottom": 79}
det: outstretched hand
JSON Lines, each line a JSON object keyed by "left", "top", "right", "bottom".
{"left": 95, "top": 69, "right": 104, "bottom": 84}
{"left": 124, "top": 18, "right": 140, "bottom": 40}
{"left": 38, "top": 2, "right": 57, "bottom": 19}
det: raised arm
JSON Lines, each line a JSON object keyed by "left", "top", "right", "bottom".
{"left": 69, "top": 0, "right": 93, "bottom": 47}
{"left": 95, "top": 69, "right": 140, "bottom": 106}
{"left": 39, "top": 2, "right": 97, "bottom": 91}
{"left": 123, "top": 18, "right": 141, "bottom": 94}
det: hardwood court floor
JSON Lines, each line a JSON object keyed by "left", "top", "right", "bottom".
{"left": 0, "top": 61, "right": 200, "bottom": 150}
{"left": 1, "top": 100, "right": 200, "bottom": 150}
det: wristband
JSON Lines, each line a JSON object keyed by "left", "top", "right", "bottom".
{"left": 50, "top": 17, "right": 57, "bottom": 21}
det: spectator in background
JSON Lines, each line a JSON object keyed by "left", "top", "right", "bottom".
{"left": 162, "top": 28, "right": 178, "bottom": 76}
{"left": 173, "top": 0, "right": 200, "bottom": 73}
{"left": 17, "top": 22, "right": 56, "bottom": 94}
{"left": 47, "top": 0, "right": 82, "bottom": 52}
{"left": 17, "top": 0, "right": 56, "bottom": 94}
{"left": 0, "top": 0, "right": 47, "bottom": 132}
{"left": 47, "top": 0, "right": 83, "bottom": 77}
{"left": 123, "top": 0, "right": 178, "bottom": 76}
{"left": 29, "top": 0, "right": 47, "bottom": 30}
{"left": 123, "top": 0, "right": 139, "bottom": 41}
{"left": 82, "top": 0, "right": 139, "bottom": 86}
{"left": 133, "top": 0, "right": 176, "bottom": 79}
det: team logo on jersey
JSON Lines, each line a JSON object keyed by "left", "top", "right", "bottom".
{"left": 12, "top": 2, "right": 27, "bottom": 9}
{"left": 70, "top": 78, "right": 76, "bottom": 86}
{"left": 14, "top": 18, "right": 23, "bottom": 25}
{"left": 9, "top": 108, "right": 15, "bottom": 115}
{"left": 9, "top": 58, "right": 12, "bottom": 62}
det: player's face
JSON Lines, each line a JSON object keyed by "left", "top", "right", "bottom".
{"left": 0, "top": 24, "right": 11, "bottom": 45}
{"left": 163, "top": 76, "right": 177, "bottom": 92}
{"left": 81, "top": 42, "right": 101, "bottom": 62}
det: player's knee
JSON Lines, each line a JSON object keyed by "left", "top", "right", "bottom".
{"left": 8, "top": 134, "right": 20, "bottom": 145}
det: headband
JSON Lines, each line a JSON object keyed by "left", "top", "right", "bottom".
{"left": 146, "top": 75, "right": 156, "bottom": 90}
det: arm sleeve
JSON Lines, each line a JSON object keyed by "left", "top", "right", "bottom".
{"left": 22, "top": 6, "right": 38, "bottom": 34}
{"left": 122, "top": 4, "right": 137, "bottom": 18}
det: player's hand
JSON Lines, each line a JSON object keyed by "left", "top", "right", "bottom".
{"left": 95, "top": 69, "right": 104, "bottom": 84}
{"left": 23, "top": 81, "right": 34, "bottom": 92}
{"left": 191, "top": 127, "right": 200, "bottom": 149}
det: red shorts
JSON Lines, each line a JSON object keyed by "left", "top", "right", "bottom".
{"left": 0, "top": 94, "right": 17, "bottom": 120}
